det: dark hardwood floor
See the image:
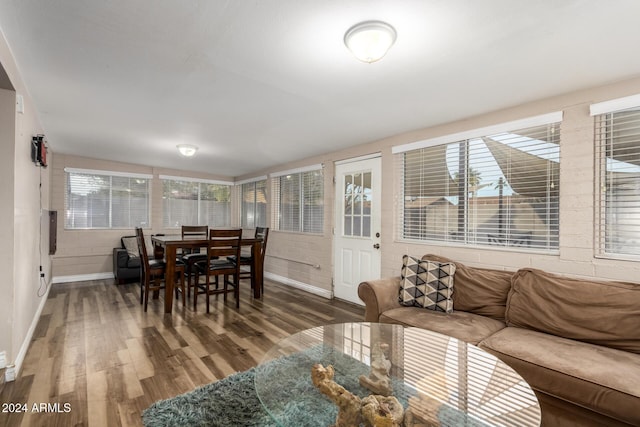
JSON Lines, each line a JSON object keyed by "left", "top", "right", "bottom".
{"left": 0, "top": 278, "right": 364, "bottom": 427}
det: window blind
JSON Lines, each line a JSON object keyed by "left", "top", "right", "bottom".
{"left": 162, "top": 178, "right": 231, "bottom": 228}
{"left": 241, "top": 180, "right": 267, "bottom": 228}
{"left": 271, "top": 167, "right": 324, "bottom": 233}
{"left": 397, "top": 121, "right": 560, "bottom": 251}
{"left": 64, "top": 169, "right": 150, "bottom": 229}
{"left": 594, "top": 108, "right": 640, "bottom": 258}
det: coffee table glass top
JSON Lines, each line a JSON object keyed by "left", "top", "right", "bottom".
{"left": 255, "top": 322, "right": 540, "bottom": 427}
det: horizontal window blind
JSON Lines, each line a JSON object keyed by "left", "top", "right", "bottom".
{"left": 241, "top": 180, "right": 267, "bottom": 228}
{"left": 397, "top": 121, "right": 560, "bottom": 251}
{"left": 162, "top": 178, "right": 231, "bottom": 228}
{"left": 65, "top": 170, "right": 150, "bottom": 229}
{"left": 595, "top": 107, "right": 640, "bottom": 258}
{"left": 271, "top": 168, "right": 324, "bottom": 233}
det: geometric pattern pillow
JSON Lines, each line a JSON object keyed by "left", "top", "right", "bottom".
{"left": 398, "top": 255, "right": 455, "bottom": 313}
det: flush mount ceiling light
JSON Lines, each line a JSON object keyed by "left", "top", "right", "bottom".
{"left": 177, "top": 144, "right": 198, "bottom": 157}
{"left": 344, "top": 20, "right": 397, "bottom": 63}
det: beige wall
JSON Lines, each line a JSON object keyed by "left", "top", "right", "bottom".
{"left": 0, "top": 31, "right": 50, "bottom": 369}
{"left": 382, "top": 77, "right": 640, "bottom": 281}
{"left": 52, "top": 75, "right": 640, "bottom": 296}
{"left": 241, "top": 75, "right": 640, "bottom": 289}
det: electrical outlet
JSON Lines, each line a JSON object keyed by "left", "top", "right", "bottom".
{"left": 5, "top": 364, "right": 15, "bottom": 382}
{"left": 0, "top": 350, "right": 6, "bottom": 368}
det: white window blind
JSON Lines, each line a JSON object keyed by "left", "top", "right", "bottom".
{"left": 241, "top": 180, "right": 267, "bottom": 228}
{"left": 162, "top": 178, "right": 231, "bottom": 228}
{"left": 594, "top": 107, "right": 640, "bottom": 258}
{"left": 271, "top": 167, "right": 324, "bottom": 233}
{"left": 64, "top": 169, "right": 151, "bottom": 229}
{"left": 396, "top": 121, "right": 561, "bottom": 251}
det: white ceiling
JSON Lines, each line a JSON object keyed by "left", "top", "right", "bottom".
{"left": 1, "top": 1, "right": 640, "bottom": 177}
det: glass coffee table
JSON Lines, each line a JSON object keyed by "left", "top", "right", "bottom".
{"left": 255, "top": 322, "right": 540, "bottom": 427}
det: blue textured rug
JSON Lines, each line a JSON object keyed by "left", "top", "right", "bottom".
{"left": 142, "top": 345, "right": 483, "bottom": 427}
{"left": 142, "top": 366, "right": 275, "bottom": 427}
{"left": 142, "top": 346, "right": 374, "bottom": 427}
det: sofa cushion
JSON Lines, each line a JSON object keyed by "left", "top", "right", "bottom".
{"left": 399, "top": 255, "right": 455, "bottom": 313}
{"left": 422, "top": 254, "right": 512, "bottom": 321}
{"left": 380, "top": 307, "right": 505, "bottom": 345}
{"left": 479, "top": 327, "right": 640, "bottom": 425}
{"left": 126, "top": 256, "right": 141, "bottom": 269}
{"left": 506, "top": 268, "right": 640, "bottom": 354}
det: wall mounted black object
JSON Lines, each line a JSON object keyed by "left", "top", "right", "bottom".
{"left": 31, "top": 134, "right": 47, "bottom": 167}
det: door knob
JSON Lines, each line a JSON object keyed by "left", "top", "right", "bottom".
{"left": 373, "top": 243, "right": 380, "bottom": 249}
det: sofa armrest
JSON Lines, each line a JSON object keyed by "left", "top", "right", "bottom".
{"left": 358, "top": 277, "right": 402, "bottom": 322}
{"left": 113, "top": 248, "right": 129, "bottom": 269}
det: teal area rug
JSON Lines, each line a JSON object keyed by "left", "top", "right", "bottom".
{"left": 142, "top": 345, "right": 485, "bottom": 427}
{"left": 143, "top": 367, "right": 275, "bottom": 427}
{"left": 142, "top": 346, "right": 374, "bottom": 427}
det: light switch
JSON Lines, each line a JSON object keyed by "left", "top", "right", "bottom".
{"left": 16, "top": 94, "right": 24, "bottom": 114}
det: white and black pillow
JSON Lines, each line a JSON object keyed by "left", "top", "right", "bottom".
{"left": 399, "top": 255, "right": 455, "bottom": 313}
{"left": 122, "top": 236, "right": 140, "bottom": 259}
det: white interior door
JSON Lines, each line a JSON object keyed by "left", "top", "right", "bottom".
{"left": 333, "top": 155, "right": 382, "bottom": 304}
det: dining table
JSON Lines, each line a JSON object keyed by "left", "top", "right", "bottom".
{"left": 151, "top": 233, "right": 264, "bottom": 313}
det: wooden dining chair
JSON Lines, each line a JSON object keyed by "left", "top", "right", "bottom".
{"left": 180, "top": 225, "right": 209, "bottom": 296}
{"left": 135, "top": 227, "right": 187, "bottom": 312}
{"left": 228, "top": 227, "right": 269, "bottom": 295}
{"left": 193, "top": 229, "right": 242, "bottom": 312}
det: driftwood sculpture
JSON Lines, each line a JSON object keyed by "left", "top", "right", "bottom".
{"left": 361, "top": 394, "right": 405, "bottom": 427}
{"left": 359, "top": 342, "right": 393, "bottom": 396}
{"left": 311, "top": 363, "right": 363, "bottom": 426}
{"left": 311, "top": 363, "right": 404, "bottom": 427}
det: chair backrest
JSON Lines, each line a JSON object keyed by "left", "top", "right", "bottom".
{"left": 255, "top": 227, "right": 270, "bottom": 262}
{"left": 207, "top": 229, "right": 242, "bottom": 260}
{"left": 135, "top": 227, "right": 151, "bottom": 275}
{"left": 182, "top": 225, "right": 208, "bottom": 239}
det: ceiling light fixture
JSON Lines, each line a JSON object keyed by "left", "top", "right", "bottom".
{"left": 344, "top": 20, "right": 397, "bottom": 63}
{"left": 177, "top": 144, "right": 198, "bottom": 157}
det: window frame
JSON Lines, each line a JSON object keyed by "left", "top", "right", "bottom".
{"left": 160, "top": 175, "right": 233, "bottom": 229}
{"left": 270, "top": 164, "right": 324, "bottom": 234}
{"left": 238, "top": 177, "right": 268, "bottom": 229}
{"left": 393, "top": 112, "right": 563, "bottom": 253}
{"left": 591, "top": 95, "right": 640, "bottom": 260}
{"left": 64, "top": 167, "right": 152, "bottom": 230}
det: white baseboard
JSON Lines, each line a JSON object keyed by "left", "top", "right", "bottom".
{"left": 52, "top": 272, "right": 114, "bottom": 284}
{"left": 13, "top": 283, "right": 52, "bottom": 377}
{"left": 264, "top": 272, "right": 333, "bottom": 299}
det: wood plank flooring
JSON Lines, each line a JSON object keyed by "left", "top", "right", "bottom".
{"left": 0, "top": 278, "right": 364, "bottom": 427}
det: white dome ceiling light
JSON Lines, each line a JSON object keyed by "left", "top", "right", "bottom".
{"left": 177, "top": 144, "right": 199, "bottom": 157}
{"left": 344, "top": 20, "right": 397, "bottom": 63}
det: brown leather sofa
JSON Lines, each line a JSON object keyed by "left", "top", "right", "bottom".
{"left": 357, "top": 254, "right": 640, "bottom": 427}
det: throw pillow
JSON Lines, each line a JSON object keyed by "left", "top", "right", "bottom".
{"left": 122, "top": 236, "right": 139, "bottom": 259}
{"left": 399, "top": 255, "right": 455, "bottom": 313}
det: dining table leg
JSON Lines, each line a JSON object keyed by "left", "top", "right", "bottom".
{"left": 252, "top": 240, "right": 263, "bottom": 298}
{"left": 164, "top": 244, "right": 176, "bottom": 313}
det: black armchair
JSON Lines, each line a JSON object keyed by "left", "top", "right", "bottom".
{"left": 113, "top": 235, "right": 141, "bottom": 284}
